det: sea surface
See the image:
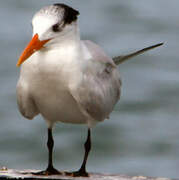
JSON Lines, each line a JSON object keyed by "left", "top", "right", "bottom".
{"left": 0, "top": 0, "right": 179, "bottom": 178}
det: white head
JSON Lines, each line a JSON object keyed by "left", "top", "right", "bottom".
{"left": 17, "top": 3, "right": 80, "bottom": 66}
{"left": 32, "top": 3, "right": 79, "bottom": 41}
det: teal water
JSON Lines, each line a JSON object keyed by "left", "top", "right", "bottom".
{"left": 0, "top": 0, "right": 179, "bottom": 178}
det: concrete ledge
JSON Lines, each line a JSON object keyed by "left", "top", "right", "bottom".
{"left": 0, "top": 168, "right": 174, "bottom": 180}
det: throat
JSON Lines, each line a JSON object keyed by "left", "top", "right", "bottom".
{"left": 39, "top": 37, "right": 82, "bottom": 69}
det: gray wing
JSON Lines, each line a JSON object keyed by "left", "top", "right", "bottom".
{"left": 70, "top": 40, "right": 121, "bottom": 126}
{"left": 84, "top": 40, "right": 117, "bottom": 67}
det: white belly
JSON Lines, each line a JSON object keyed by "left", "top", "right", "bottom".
{"left": 31, "top": 79, "right": 86, "bottom": 125}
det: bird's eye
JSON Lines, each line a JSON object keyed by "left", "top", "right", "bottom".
{"left": 52, "top": 24, "right": 60, "bottom": 32}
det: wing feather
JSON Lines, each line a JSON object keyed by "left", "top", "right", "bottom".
{"left": 16, "top": 81, "right": 39, "bottom": 120}
{"left": 69, "top": 40, "right": 121, "bottom": 126}
{"left": 113, "top": 43, "right": 163, "bottom": 65}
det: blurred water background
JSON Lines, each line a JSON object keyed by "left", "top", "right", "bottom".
{"left": 0, "top": 0, "right": 179, "bottom": 178}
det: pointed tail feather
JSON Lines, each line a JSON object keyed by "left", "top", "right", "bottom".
{"left": 113, "top": 43, "right": 164, "bottom": 65}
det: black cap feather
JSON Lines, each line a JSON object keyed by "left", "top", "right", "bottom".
{"left": 54, "top": 3, "right": 79, "bottom": 24}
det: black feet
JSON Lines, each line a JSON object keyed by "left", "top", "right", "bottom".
{"left": 65, "top": 169, "right": 89, "bottom": 177}
{"left": 32, "top": 166, "right": 61, "bottom": 175}
{"left": 31, "top": 128, "right": 91, "bottom": 177}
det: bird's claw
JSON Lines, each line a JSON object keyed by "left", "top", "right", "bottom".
{"left": 32, "top": 167, "right": 61, "bottom": 175}
{"left": 65, "top": 170, "right": 89, "bottom": 177}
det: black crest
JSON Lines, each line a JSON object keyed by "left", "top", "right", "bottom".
{"left": 54, "top": 3, "right": 79, "bottom": 24}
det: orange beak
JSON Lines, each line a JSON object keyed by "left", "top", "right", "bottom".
{"left": 16, "top": 33, "right": 51, "bottom": 67}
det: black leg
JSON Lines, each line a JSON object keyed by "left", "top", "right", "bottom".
{"left": 66, "top": 128, "right": 91, "bottom": 177}
{"left": 33, "top": 128, "right": 61, "bottom": 175}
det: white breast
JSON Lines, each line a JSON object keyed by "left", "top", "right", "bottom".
{"left": 18, "top": 41, "right": 87, "bottom": 127}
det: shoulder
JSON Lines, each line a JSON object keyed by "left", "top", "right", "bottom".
{"left": 82, "top": 40, "right": 116, "bottom": 67}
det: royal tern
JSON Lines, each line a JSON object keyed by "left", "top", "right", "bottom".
{"left": 16, "top": 3, "right": 163, "bottom": 177}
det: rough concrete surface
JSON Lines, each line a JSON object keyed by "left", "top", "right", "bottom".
{"left": 0, "top": 168, "right": 174, "bottom": 180}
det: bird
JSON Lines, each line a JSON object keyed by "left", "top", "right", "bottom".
{"left": 16, "top": 3, "right": 163, "bottom": 177}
